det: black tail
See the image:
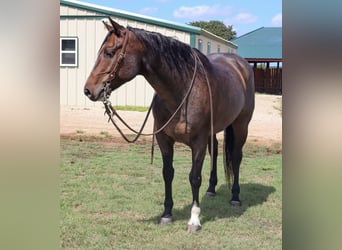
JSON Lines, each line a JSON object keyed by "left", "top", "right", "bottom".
{"left": 223, "top": 125, "right": 234, "bottom": 189}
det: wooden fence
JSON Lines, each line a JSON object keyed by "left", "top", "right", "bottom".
{"left": 253, "top": 67, "right": 282, "bottom": 94}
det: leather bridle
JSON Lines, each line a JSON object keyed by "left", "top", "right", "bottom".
{"left": 103, "top": 29, "right": 129, "bottom": 97}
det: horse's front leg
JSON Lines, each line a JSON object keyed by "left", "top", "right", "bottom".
{"left": 187, "top": 140, "right": 207, "bottom": 232}
{"left": 156, "top": 132, "right": 175, "bottom": 224}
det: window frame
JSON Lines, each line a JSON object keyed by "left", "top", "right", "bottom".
{"left": 217, "top": 44, "right": 221, "bottom": 53}
{"left": 60, "top": 37, "right": 78, "bottom": 67}
{"left": 197, "top": 39, "right": 203, "bottom": 52}
{"left": 207, "top": 41, "right": 211, "bottom": 54}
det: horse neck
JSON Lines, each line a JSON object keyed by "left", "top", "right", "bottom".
{"left": 139, "top": 46, "right": 194, "bottom": 110}
{"left": 142, "top": 68, "right": 174, "bottom": 104}
{"left": 128, "top": 28, "right": 194, "bottom": 109}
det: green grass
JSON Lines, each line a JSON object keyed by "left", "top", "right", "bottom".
{"left": 113, "top": 105, "right": 149, "bottom": 112}
{"left": 61, "top": 136, "right": 282, "bottom": 249}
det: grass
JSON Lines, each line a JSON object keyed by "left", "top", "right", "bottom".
{"left": 60, "top": 136, "right": 282, "bottom": 249}
{"left": 113, "top": 105, "right": 149, "bottom": 112}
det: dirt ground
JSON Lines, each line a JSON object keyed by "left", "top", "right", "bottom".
{"left": 60, "top": 93, "right": 282, "bottom": 146}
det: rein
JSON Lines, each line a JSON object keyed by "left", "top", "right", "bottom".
{"left": 102, "top": 44, "right": 214, "bottom": 171}
{"left": 194, "top": 52, "right": 215, "bottom": 174}
{"left": 102, "top": 49, "right": 199, "bottom": 143}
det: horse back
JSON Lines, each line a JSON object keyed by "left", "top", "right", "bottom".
{"left": 208, "top": 53, "right": 254, "bottom": 93}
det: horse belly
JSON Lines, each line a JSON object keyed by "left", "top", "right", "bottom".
{"left": 165, "top": 118, "right": 208, "bottom": 145}
{"left": 213, "top": 94, "right": 245, "bottom": 133}
{"left": 160, "top": 120, "right": 190, "bottom": 143}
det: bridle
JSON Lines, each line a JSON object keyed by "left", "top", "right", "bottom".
{"left": 102, "top": 29, "right": 129, "bottom": 98}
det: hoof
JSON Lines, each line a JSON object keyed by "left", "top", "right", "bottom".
{"left": 205, "top": 191, "right": 216, "bottom": 197}
{"left": 230, "top": 200, "right": 242, "bottom": 206}
{"left": 187, "top": 224, "right": 201, "bottom": 232}
{"left": 160, "top": 215, "right": 173, "bottom": 224}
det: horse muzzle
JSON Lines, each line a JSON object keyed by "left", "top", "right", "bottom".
{"left": 84, "top": 85, "right": 105, "bottom": 102}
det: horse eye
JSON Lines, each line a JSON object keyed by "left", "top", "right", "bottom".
{"left": 104, "top": 49, "right": 115, "bottom": 58}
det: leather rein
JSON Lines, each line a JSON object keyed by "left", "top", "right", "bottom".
{"left": 101, "top": 29, "right": 214, "bottom": 168}
{"left": 102, "top": 50, "right": 198, "bottom": 143}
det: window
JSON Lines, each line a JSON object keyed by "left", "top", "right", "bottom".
{"left": 60, "top": 37, "right": 78, "bottom": 67}
{"left": 197, "top": 39, "right": 203, "bottom": 52}
{"left": 217, "top": 45, "right": 221, "bottom": 53}
{"left": 207, "top": 42, "right": 211, "bottom": 54}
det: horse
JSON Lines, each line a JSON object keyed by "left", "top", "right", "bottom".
{"left": 84, "top": 17, "right": 255, "bottom": 232}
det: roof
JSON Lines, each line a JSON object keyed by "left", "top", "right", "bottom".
{"left": 200, "top": 29, "right": 237, "bottom": 49}
{"left": 232, "top": 27, "right": 282, "bottom": 59}
{"left": 60, "top": 0, "right": 201, "bottom": 34}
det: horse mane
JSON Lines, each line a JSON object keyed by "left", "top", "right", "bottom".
{"left": 128, "top": 27, "right": 206, "bottom": 74}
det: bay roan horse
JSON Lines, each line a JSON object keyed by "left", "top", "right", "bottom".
{"left": 84, "top": 17, "right": 255, "bottom": 232}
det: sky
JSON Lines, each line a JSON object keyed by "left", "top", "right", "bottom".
{"left": 81, "top": 0, "right": 282, "bottom": 37}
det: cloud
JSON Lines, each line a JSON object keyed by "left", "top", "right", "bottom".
{"left": 272, "top": 13, "right": 282, "bottom": 26}
{"left": 139, "top": 7, "right": 158, "bottom": 15}
{"left": 173, "top": 4, "right": 232, "bottom": 19}
{"left": 232, "top": 12, "right": 258, "bottom": 24}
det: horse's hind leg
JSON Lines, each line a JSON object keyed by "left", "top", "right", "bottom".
{"left": 225, "top": 121, "right": 249, "bottom": 206}
{"left": 156, "top": 131, "right": 175, "bottom": 224}
{"left": 206, "top": 134, "right": 218, "bottom": 196}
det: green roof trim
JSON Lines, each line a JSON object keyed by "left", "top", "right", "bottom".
{"left": 232, "top": 27, "right": 282, "bottom": 59}
{"left": 189, "top": 34, "right": 196, "bottom": 48}
{"left": 60, "top": 0, "right": 201, "bottom": 34}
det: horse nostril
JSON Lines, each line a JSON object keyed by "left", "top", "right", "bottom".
{"left": 84, "top": 88, "right": 91, "bottom": 97}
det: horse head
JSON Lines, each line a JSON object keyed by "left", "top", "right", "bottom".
{"left": 84, "top": 17, "right": 143, "bottom": 101}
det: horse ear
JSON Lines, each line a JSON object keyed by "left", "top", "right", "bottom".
{"left": 102, "top": 20, "right": 113, "bottom": 31}
{"left": 108, "top": 16, "right": 125, "bottom": 36}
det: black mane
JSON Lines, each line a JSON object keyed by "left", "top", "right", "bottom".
{"left": 128, "top": 27, "right": 195, "bottom": 74}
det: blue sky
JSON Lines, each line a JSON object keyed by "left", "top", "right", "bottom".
{"left": 82, "top": 0, "right": 282, "bottom": 36}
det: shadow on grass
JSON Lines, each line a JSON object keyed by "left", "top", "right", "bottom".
{"left": 200, "top": 183, "right": 276, "bottom": 224}
{"left": 140, "top": 183, "right": 276, "bottom": 225}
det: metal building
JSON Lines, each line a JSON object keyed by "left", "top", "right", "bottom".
{"left": 232, "top": 27, "right": 282, "bottom": 94}
{"left": 60, "top": 0, "right": 237, "bottom": 107}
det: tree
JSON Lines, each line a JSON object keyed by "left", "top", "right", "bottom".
{"left": 188, "top": 20, "right": 236, "bottom": 41}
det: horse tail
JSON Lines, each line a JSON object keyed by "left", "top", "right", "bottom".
{"left": 223, "top": 125, "right": 234, "bottom": 189}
